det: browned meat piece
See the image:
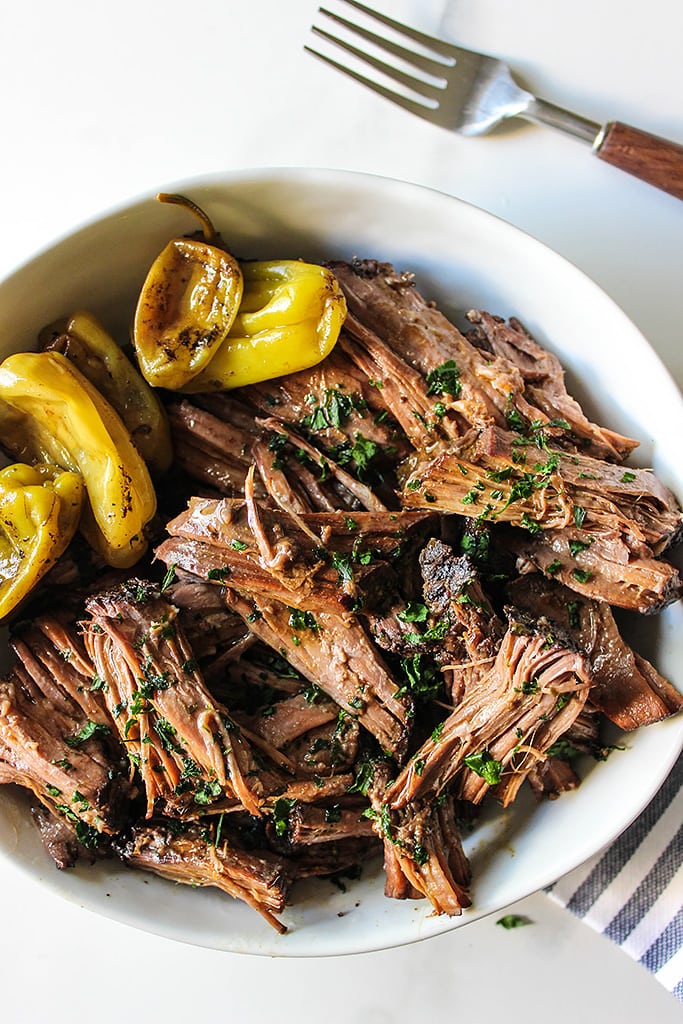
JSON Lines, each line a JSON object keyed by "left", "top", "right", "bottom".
{"left": 511, "top": 533, "right": 681, "bottom": 615}
{"left": 526, "top": 707, "right": 610, "bottom": 801}
{"left": 526, "top": 757, "right": 580, "bottom": 801}
{"left": 0, "top": 662, "right": 130, "bottom": 844}
{"left": 166, "top": 399, "right": 264, "bottom": 498}
{"left": 465, "top": 310, "right": 638, "bottom": 461}
{"left": 419, "top": 539, "right": 504, "bottom": 661}
{"left": 30, "top": 801, "right": 97, "bottom": 870}
{"left": 164, "top": 571, "right": 255, "bottom": 667}
{"left": 115, "top": 820, "right": 290, "bottom": 933}
{"left": 383, "top": 841, "right": 422, "bottom": 900}
{"left": 10, "top": 617, "right": 114, "bottom": 733}
{"left": 331, "top": 260, "right": 546, "bottom": 435}
{"left": 158, "top": 497, "right": 403, "bottom": 616}
{"left": 402, "top": 425, "right": 682, "bottom": 613}
{"left": 160, "top": 494, "right": 435, "bottom": 615}
{"left": 222, "top": 588, "right": 413, "bottom": 760}
{"left": 287, "top": 802, "right": 377, "bottom": 845}
{"left": 0, "top": 762, "right": 100, "bottom": 871}
{"left": 387, "top": 611, "right": 591, "bottom": 810}
{"left": 367, "top": 762, "right": 471, "bottom": 915}
{"left": 284, "top": 836, "right": 381, "bottom": 880}
{"left": 403, "top": 424, "right": 682, "bottom": 551}
{"left": 244, "top": 343, "right": 411, "bottom": 457}
{"left": 256, "top": 418, "right": 393, "bottom": 513}
{"left": 240, "top": 691, "right": 339, "bottom": 750}
{"left": 281, "top": 716, "right": 361, "bottom": 777}
{"left": 338, "top": 320, "right": 463, "bottom": 450}
{"left": 272, "top": 774, "right": 356, "bottom": 804}
{"left": 83, "top": 580, "right": 268, "bottom": 819}
{"left": 508, "top": 574, "right": 683, "bottom": 729}
{"left": 363, "top": 606, "right": 429, "bottom": 657}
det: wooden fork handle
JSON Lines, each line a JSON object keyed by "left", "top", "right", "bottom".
{"left": 594, "top": 122, "right": 683, "bottom": 199}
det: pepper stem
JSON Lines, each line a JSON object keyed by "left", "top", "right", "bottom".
{"left": 156, "top": 193, "right": 217, "bottom": 243}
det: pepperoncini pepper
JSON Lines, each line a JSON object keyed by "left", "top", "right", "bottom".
{"left": 0, "top": 351, "right": 156, "bottom": 566}
{"left": 180, "top": 259, "right": 347, "bottom": 393}
{"left": 133, "top": 194, "right": 346, "bottom": 395}
{"left": 0, "top": 462, "right": 84, "bottom": 619}
{"left": 40, "top": 310, "right": 172, "bottom": 476}
{"left": 133, "top": 194, "right": 244, "bottom": 390}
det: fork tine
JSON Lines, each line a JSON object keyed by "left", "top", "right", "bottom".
{"left": 336, "top": 0, "right": 460, "bottom": 61}
{"left": 310, "top": 26, "right": 442, "bottom": 105}
{"left": 304, "top": 44, "right": 441, "bottom": 122}
{"left": 317, "top": 7, "right": 452, "bottom": 78}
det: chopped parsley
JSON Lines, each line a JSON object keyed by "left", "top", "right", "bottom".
{"left": 405, "top": 618, "right": 449, "bottom": 645}
{"left": 487, "top": 467, "right": 513, "bottom": 483}
{"left": 573, "top": 506, "right": 587, "bottom": 529}
{"left": 160, "top": 563, "right": 177, "bottom": 593}
{"left": 426, "top": 359, "right": 461, "bottom": 399}
{"left": 65, "top": 721, "right": 111, "bottom": 749}
{"left": 545, "top": 739, "right": 581, "bottom": 762}
{"left": 546, "top": 560, "right": 563, "bottom": 576}
{"left": 399, "top": 652, "right": 442, "bottom": 702}
{"left": 230, "top": 539, "right": 249, "bottom": 551}
{"left": 520, "top": 513, "right": 542, "bottom": 535}
{"left": 288, "top": 608, "right": 320, "bottom": 632}
{"left": 52, "top": 802, "right": 101, "bottom": 850}
{"left": 572, "top": 568, "right": 593, "bottom": 584}
{"left": 460, "top": 527, "right": 490, "bottom": 565}
{"left": 331, "top": 551, "right": 354, "bottom": 583}
{"left": 497, "top": 914, "right": 531, "bottom": 929}
{"left": 397, "top": 601, "right": 429, "bottom": 623}
{"left": 621, "top": 471, "right": 636, "bottom": 483}
{"left": 267, "top": 431, "right": 289, "bottom": 469}
{"left": 207, "top": 567, "right": 230, "bottom": 581}
{"left": 348, "top": 758, "right": 380, "bottom": 796}
{"left": 413, "top": 843, "right": 430, "bottom": 866}
{"left": 506, "top": 403, "right": 527, "bottom": 433}
{"left": 193, "top": 779, "right": 223, "bottom": 805}
{"left": 302, "top": 388, "right": 366, "bottom": 432}
{"left": 431, "top": 721, "right": 445, "bottom": 744}
{"left": 463, "top": 749, "right": 503, "bottom": 785}
{"left": 340, "top": 433, "right": 378, "bottom": 477}
{"left": 324, "top": 804, "right": 342, "bottom": 824}
{"left": 272, "top": 797, "right": 295, "bottom": 837}
{"left": 568, "top": 538, "right": 592, "bottom": 556}
{"left": 566, "top": 601, "right": 581, "bottom": 628}
{"left": 154, "top": 717, "right": 179, "bottom": 754}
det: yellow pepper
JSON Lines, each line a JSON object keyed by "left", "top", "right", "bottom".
{"left": 0, "top": 352, "right": 156, "bottom": 566}
{"left": 181, "top": 260, "right": 347, "bottom": 393}
{"left": 41, "top": 310, "right": 173, "bottom": 476}
{"left": 133, "top": 194, "right": 243, "bottom": 390}
{"left": 0, "top": 462, "right": 84, "bottom": 619}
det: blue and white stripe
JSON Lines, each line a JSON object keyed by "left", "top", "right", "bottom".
{"left": 548, "top": 750, "right": 683, "bottom": 1002}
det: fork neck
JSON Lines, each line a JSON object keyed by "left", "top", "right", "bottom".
{"left": 521, "top": 97, "right": 601, "bottom": 144}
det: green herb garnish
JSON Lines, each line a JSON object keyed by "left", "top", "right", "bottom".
{"left": 463, "top": 749, "right": 503, "bottom": 785}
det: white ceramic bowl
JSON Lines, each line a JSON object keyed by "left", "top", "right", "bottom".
{"left": 0, "top": 168, "right": 681, "bottom": 956}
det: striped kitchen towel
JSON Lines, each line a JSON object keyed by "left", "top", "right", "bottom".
{"left": 548, "top": 749, "right": 683, "bottom": 1001}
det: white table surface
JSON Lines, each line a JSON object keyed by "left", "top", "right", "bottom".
{"left": 0, "top": 1, "right": 682, "bottom": 1019}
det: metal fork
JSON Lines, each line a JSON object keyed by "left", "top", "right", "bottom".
{"left": 305, "top": 0, "right": 683, "bottom": 200}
